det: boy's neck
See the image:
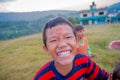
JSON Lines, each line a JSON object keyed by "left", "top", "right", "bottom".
{"left": 54, "top": 62, "right": 73, "bottom": 76}
{"left": 77, "top": 36, "right": 83, "bottom": 41}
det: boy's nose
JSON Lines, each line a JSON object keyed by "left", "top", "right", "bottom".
{"left": 58, "top": 40, "right": 67, "bottom": 49}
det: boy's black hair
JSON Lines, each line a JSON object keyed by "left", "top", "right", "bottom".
{"left": 112, "top": 63, "right": 120, "bottom": 80}
{"left": 43, "top": 16, "right": 76, "bottom": 47}
{"left": 74, "top": 24, "right": 84, "bottom": 31}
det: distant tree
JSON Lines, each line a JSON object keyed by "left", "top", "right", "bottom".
{"left": 68, "top": 18, "right": 78, "bottom": 25}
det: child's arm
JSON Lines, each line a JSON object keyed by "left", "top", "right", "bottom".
{"left": 87, "top": 45, "right": 97, "bottom": 57}
{"left": 87, "top": 45, "right": 92, "bottom": 54}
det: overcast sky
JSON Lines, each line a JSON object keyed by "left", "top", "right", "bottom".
{"left": 0, "top": 0, "right": 119, "bottom": 12}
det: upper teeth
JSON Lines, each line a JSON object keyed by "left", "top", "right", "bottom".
{"left": 58, "top": 51, "right": 70, "bottom": 57}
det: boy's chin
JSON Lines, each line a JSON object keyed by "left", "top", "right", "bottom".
{"left": 58, "top": 58, "right": 74, "bottom": 66}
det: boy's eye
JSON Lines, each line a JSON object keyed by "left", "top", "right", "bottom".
{"left": 66, "top": 36, "right": 72, "bottom": 39}
{"left": 50, "top": 40, "right": 57, "bottom": 43}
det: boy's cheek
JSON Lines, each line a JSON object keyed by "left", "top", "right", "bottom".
{"left": 43, "top": 45, "right": 49, "bottom": 55}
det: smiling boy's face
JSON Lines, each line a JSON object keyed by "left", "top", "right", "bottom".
{"left": 43, "top": 24, "right": 77, "bottom": 65}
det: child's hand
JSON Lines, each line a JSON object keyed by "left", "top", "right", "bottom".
{"left": 107, "top": 73, "right": 112, "bottom": 80}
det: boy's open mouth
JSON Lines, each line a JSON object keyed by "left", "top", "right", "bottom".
{"left": 57, "top": 50, "right": 71, "bottom": 57}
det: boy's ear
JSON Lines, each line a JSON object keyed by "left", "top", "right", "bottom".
{"left": 43, "top": 45, "right": 50, "bottom": 55}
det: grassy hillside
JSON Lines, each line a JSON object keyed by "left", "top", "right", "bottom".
{"left": 0, "top": 10, "right": 80, "bottom": 40}
{"left": 0, "top": 24, "right": 120, "bottom": 80}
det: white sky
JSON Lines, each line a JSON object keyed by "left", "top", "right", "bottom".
{"left": 0, "top": 0, "right": 120, "bottom": 12}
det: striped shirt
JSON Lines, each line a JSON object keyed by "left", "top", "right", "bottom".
{"left": 33, "top": 54, "right": 109, "bottom": 80}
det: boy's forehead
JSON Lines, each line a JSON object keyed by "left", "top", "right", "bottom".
{"left": 46, "top": 24, "right": 73, "bottom": 36}
{"left": 47, "top": 26, "right": 63, "bottom": 36}
{"left": 56, "top": 28, "right": 62, "bottom": 35}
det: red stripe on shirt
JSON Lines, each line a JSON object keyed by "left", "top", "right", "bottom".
{"left": 101, "top": 70, "right": 109, "bottom": 79}
{"left": 75, "top": 57, "right": 88, "bottom": 66}
{"left": 102, "top": 70, "right": 106, "bottom": 79}
{"left": 38, "top": 70, "right": 55, "bottom": 80}
{"left": 33, "top": 62, "right": 51, "bottom": 80}
{"left": 88, "top": 64, "right": 99, "bottom": 79}
{"left": 67, "top": 68, "right": 87, "bottom": 80}
{"left": 86, "top": 59, "right": 94, "bottom": 73}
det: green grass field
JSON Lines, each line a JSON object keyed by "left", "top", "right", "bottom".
{"left": 0, "top": 24, "right": 120, "bottom": 80}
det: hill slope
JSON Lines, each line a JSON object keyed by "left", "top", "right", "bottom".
{"left": 107, "top": 2, "right": 120, "bottom": 13}
{"left": 0, "top": 10, "right": 79, "bottom": 21}
{"left": 0, "top": 10, "right": 79, "bottom": 40}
